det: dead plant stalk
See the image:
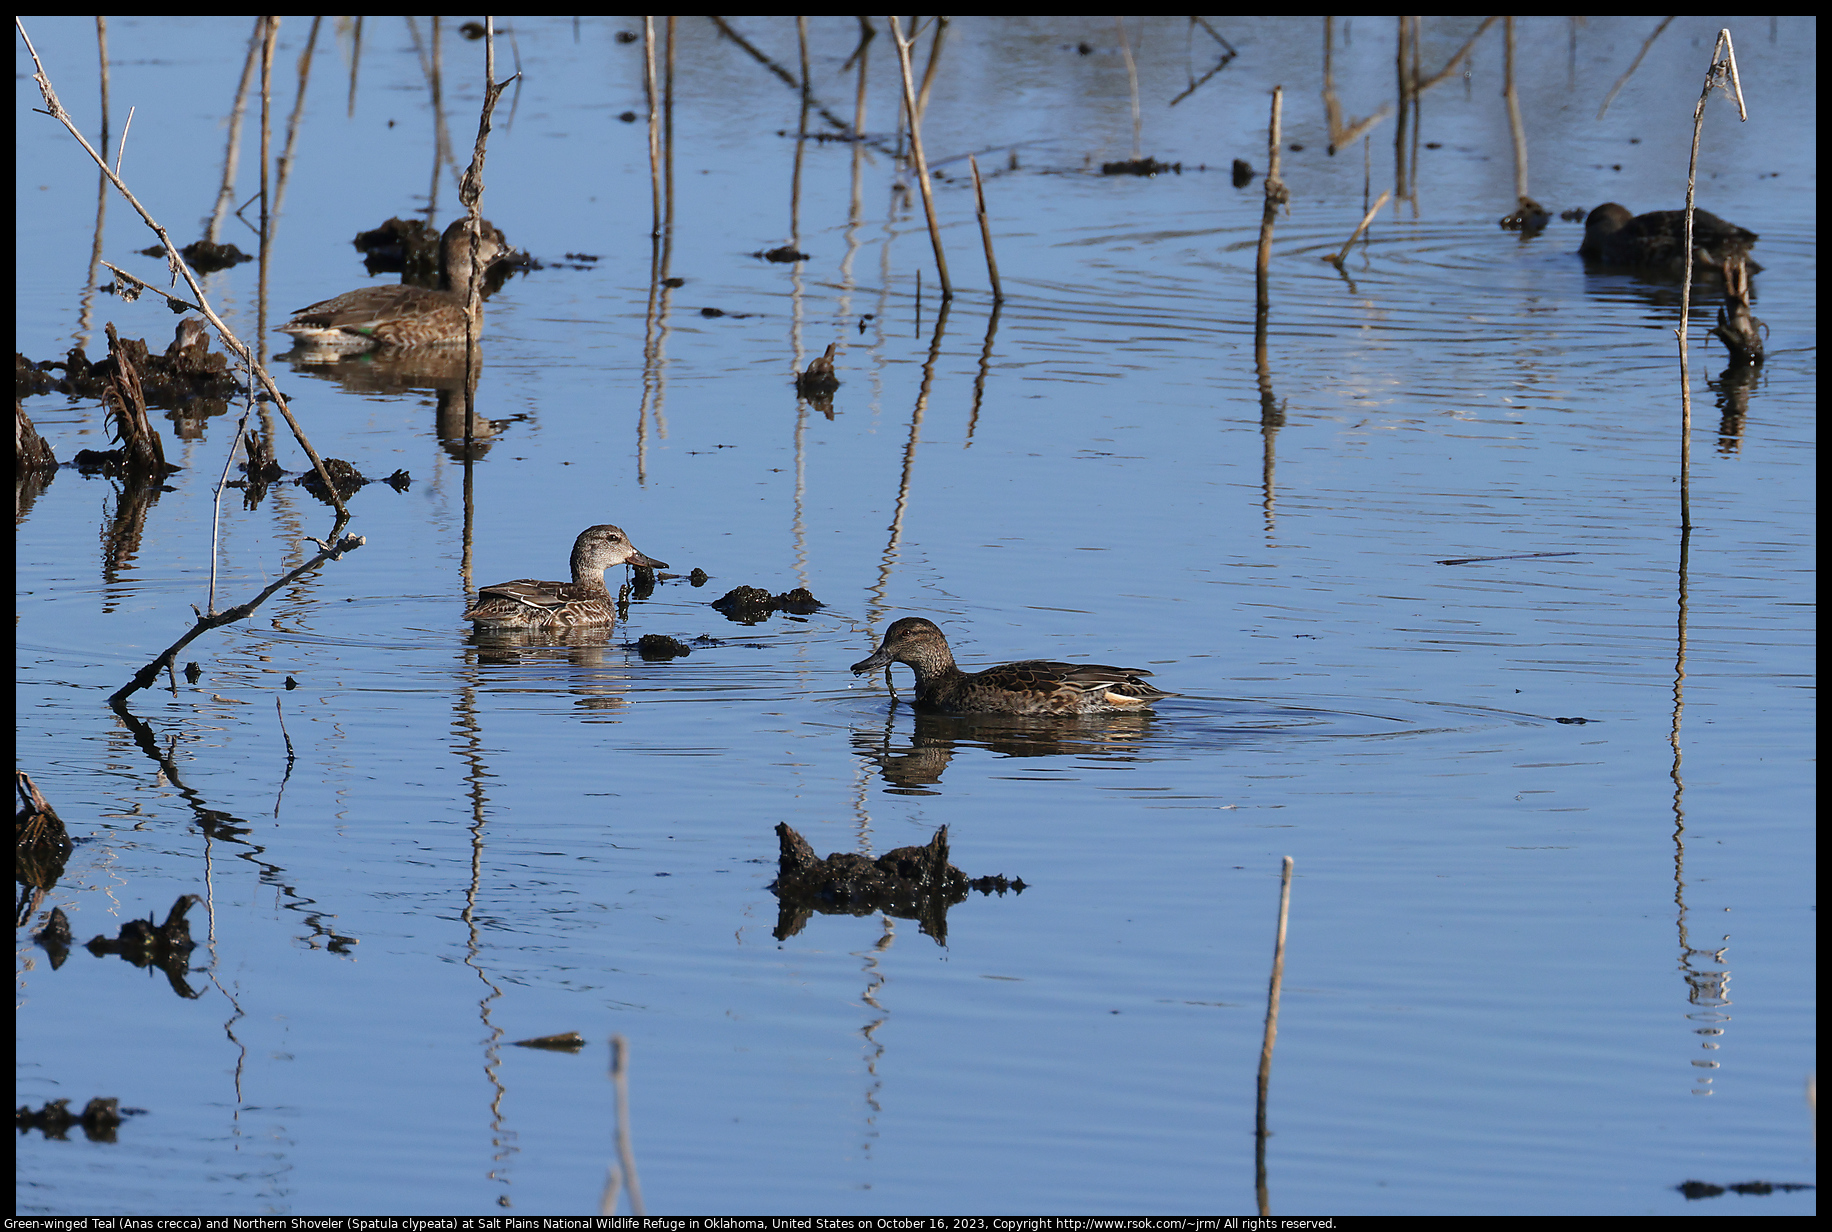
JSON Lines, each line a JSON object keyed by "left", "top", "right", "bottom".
{"left": 888, "top": 16, "right": 952, "bottom": 300}
{"left": 1675, "top": 30, "right": 1749, "bottom": 533}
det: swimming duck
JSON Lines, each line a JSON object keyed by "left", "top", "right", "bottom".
{"left": 279, "top": 216, "right": 509, "bottom": 352}
{"left": 850, "top": 617, "right": 1174, "bottom": 715}
{"left": 463, "top": 524, "right": 668, "bottom": 630}
{"left": 1578, "top": 203, "right": 1760, "bottom": 280}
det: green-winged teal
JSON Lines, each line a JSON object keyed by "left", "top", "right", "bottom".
{"left": 1578, "top": 203, "right": 1760, "bottom": 280}
{"left": 279, "top": 217, "right": 508, "bottom": 352}
{"left": 464, "top": 525, "right": 667, "bottom": 631}
{"left": 850, "top": 617, "right": 1174, "bottom": 715}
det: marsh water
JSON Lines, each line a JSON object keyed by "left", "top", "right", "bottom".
{"left": 15, "top": 16, "right": 1815, "bottom": 1216}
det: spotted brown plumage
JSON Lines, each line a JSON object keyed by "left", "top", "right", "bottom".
{"left": 463, "top": 525, "right": 668, "bottom": 631}
{"left": 279, "top": 216, "right": 509, "bottom": 352}
{"left": 850, "top": 616, "right": 1174, "bottom": 715}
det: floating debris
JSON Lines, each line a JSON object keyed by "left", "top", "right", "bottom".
{"left": 30, "top": 317, "right": 237, "bottom": 417}
{"left": 17, "top": 771, "right": 73, "bottom": 892}
{"left": 1100, "top": 157, "right": 1180, "bottom": 177}
{"left": 1710, "top": 258, "right": 1765, "bottom": 366}
{"left": 1498, "top": 195, "right": 1551, "bottom": 232}
{"left": 1677, "top": 1179, "right": 1816, "bottom": 1201}
{"left": 768, "top": 822, "right": 1025, "bottom": 946}
{"left": 1231, "top": 158, "right": 1256, "bottom": 188}
{"left": 755, "top": 245, "right": 809, "bottom": 263}
{"left": 139, "top": 238, "right": 250, "bottom": 273}
{"left": 86, "top": 894, "right": 204, "bottom": 998}
{"left": 16, "top": 402, "right": 56, "bottom": 472}
{"left": 34, "top": 907, "right": 72, "bottom": 968}
{"left": 636, "top": 634, "right": 692, "bottom": 660}
{"left": 512, "top": 1033, "right": 587, "bottom": 1051}
{"left": 710, "top": 585, "right": 824, "bottom": 624}
{"left": 16, "top": 1098, "right": 138, "bottom": 1142}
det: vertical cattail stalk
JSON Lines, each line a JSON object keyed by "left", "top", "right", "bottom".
{"left": 968, "top": 154, "right": 1002, "bottom": 304}
{"left": 1503, "top": 16, "right": 1528, "bottom": 201}
{"left": 889, "top": 16, "right": 952, "bottom": 300}
{"left": 1255, "top": 86, "right": 1286, "bottom": 315}
{"left": 1254, "top": 856, "right": 1295, "bottom": 1216}
{"left": 643, "top": 17, "right": 662, "bottom": 240}
{"left": 1675, "top": 31, "right": 1750, "bottom": 533}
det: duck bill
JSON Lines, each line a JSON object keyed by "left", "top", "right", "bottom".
{"left": 850, "top": 648, "right": 894, "bottom": 675}
{"left": 626, "top": 551, "right": 668, "bottom": 570}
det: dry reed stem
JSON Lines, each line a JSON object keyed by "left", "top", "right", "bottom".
{"left": 1504, "top": 17, "right": 1529, "bottom": 201}
{"left": 1674, "top": 29, "right": 1749, "bottom": 534}
{"left": 644, "top": 17, "right": 662, "bottom": 240}
{"left": 599, "top": 1035, "right": 646, "bottom": 1216}
{"left": 1325, "top": 189, "right": 1392, "bottom": 266}
{"left": 968, "top": 154, "right": 1003, "bottom": 303}
{"left": 1254, "top": 855, "right": 1295, "bottom": 1215}
{"left": 915, "top": 16, "right": 949, "bottom": 126}
{"left": 1255, "top": 86, "right": 1286, "bottom": 315}
{"left": 1323, "top": 16, "right": 1390, "bottom": 154}
{"left": 889, "top": 16, "right": 952, "bottom": 300}
{"left": 1393, "top": 17, "right": 1411, "bottom": 206}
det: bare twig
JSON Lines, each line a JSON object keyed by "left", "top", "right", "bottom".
{"left": 644, "top": 16, "right": 662, "bottom": 239}
{"left": 107, "top": 535, "right": 367, "bottom": 706}
{"left": 1674, "top": 29, "right": 1749, "bottom": 533}
{"left": 1254, "top": 856, "right": 1294, "bottom": 1216}
{"left": 1255, "top": 87, "right": 1287, "bottom": 315}
{"left": 599, "top": 1035, "right": 646, "bottom": 1216}
{"left": 889, "top": 16, "right": 952, "bottom": 300}
{"left": 1323, "top": 16, "right": 1390, "bottom": 154}
{"left": 914, "top": 15, "right": 948, "bottom": 127}
{"left": 1324, "top": 190, "right": 1392, "bottom": 266}
{"left": 968, "top": 154, "right": 1003, "bottom": 303}
{"left": 1504, "top": 17, "right": 1529, "bottom": 201}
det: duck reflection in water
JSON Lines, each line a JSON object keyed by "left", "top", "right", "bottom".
{"left": 852, "top": 708, "right": 1162, "bottom": 794}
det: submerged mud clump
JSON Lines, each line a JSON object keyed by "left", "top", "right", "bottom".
{"left": 710, "top": 585, "right": 823, "bottom": 624}
{"left": 636, "top": 634, "right": 692, "bottom": 660}
{"left": 16, "top": 1097, "right": 136, "bottom": 1142}
{"left": 1101, "top": 157, "right": 1180, "bottom": 177}
{"left": 1498, "top": 196, "right": 1552, "bottom": 233}
{"left": 29, "top": 318, "right": 239, "bottom": 416}
{"left": 768, "top": 822, "right": 1026, "bottom": 946}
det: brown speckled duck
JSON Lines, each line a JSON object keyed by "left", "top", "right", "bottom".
{"left": 850, "top": 617, "right": 1174, "bottom": 715}
{"left": 1578, "top": 203, "right": 1760, "bottom": 280}
{"left": 463, "top": 525, "right": 667, "bottom": 631}
{"left": 279, "top": 216, "right": 508, "bottom": 352}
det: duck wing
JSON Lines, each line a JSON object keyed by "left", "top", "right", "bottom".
{"left": 467, "top": 578, "right": 599, "bottom": 616}
{"left": 281, "top": 285, "right": 458, "bottom": 334}
{"left": 977, "top": 660, "right": 1172, "bottom": 704}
